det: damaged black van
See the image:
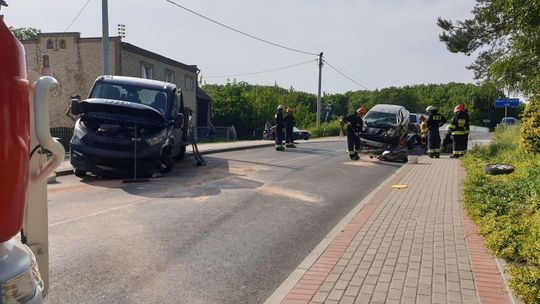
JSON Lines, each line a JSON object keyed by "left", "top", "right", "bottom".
{"left": 70, "top": 76, "right": 190, "bottom": 178}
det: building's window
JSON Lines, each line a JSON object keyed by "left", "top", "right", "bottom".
{"left": 184, "top": 75, "right": 194, "bottom": 91}
{"left": 42, "top": 54, "right": 50, "bottom": 68}
{"left": 46, "top": 40, "right": 54, "bottom": 49}
{"left": 140, "top": 62, "right": 154, "bottom": 79}
{"left": 165, "top": 70, "right": 175, "bottom": 83}
{"left": 59, "top": 39, "right": 66, "bottom": 49}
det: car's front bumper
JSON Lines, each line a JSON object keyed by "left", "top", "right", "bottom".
{"left": 70, "top": 142, "right": 162, "bottom": 177}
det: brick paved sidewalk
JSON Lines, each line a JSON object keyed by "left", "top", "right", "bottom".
{"left": 270, "top": 156, "right": 512, "bottom": 304}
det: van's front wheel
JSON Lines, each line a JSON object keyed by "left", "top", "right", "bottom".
{"left": 160, "top": 151, "right": 174, "bottom": 173}
{"left": 74, "top": 169, "right": 86, "bottom": 178}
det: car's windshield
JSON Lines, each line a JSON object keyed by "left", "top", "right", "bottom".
{"left": 364, "top": 111, "right": 397, "bottom": 127}
{"left": 90, "top": 82, "right": 169, "bottom": 115}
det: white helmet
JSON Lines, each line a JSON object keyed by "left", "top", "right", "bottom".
{"left": 277, "top": 105, "right": 284, "bottom": 110}
{"left": 426, "top": 106, "right": 436, "bottom": 112}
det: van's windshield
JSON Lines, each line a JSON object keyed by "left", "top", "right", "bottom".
{"left": 90, "top": 82, "right": 169, "bottom": 115}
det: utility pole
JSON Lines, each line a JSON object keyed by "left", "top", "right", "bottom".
{"left": 102, "top": 0, "right": 110, "bottom": 75}
{"left": 316, "top": 52, "right": 323, "bottom": 126}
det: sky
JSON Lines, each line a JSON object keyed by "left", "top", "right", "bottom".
{"left": 3, "top": 0, "right": 478, "bottom": 94}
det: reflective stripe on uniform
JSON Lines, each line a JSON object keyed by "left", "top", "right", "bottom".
{"left": 451, "top": 131, "right": 469, "bottom": 135}
{"left": 427, "top": 148, "right": 440, "bottom": 153}
{"left": 349, "top": 151, "right": 356, "bottom": 155}
{"left": 453, "top": 150, "right": 466, "bottom": 155}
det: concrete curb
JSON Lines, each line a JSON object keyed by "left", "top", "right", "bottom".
{"left": 264, "top": 161, "right": 411, "bottom": 304}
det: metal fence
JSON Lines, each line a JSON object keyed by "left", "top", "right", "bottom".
{"left": 195, "top": 126, "right": 238, "bottom": 141}
{"left": 50, "top": 127, "right": 74, "bottom": 152}
{"left": 48, "top": 126, "right": 240, "bottom": 151}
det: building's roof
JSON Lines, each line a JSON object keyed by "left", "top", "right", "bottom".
{"left": 19, "top": 32, "right": 198, "bottom": 74}
{"left": 122, "top": 42, "right": 198, "bottom": 73}
{"left": 197, "top": 87, "right": 212, "bottom": 101}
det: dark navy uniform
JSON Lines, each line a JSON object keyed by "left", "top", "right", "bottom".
{"left": 284, "top": 113, "right": 296, "bottom": 147}
{"left": 275, "top": 110, "right": 285, "bottom": 151}
{"left": 426, "top": 110, "right": 446, "bottom": 158}
{"left": 448, "top": 111, "right": 470, "bottom": 157}
{"left": 343, "top": 113, "right": 363, "bottom": 160}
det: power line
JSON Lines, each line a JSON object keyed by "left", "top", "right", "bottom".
{"left": 64, "top": 0, "right": 92, "bottom": 32}
{"left": 164, "top": 0, "right": 318, "bottom": 56}
{"left": 323, "top": 59, "right": 370, "bottom": 90}
{"left": 205, "top": 59, "right": 317, "bottom": 78}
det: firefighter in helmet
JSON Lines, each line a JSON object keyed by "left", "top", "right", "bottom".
{"left": 426, "top": 106, "right": 446, "bottom": 158}
{"left": 275, "top": 105, "right": 285, "bottom": 151}
{"left": 419, "top": 115, "right": 428, "bottom": 145}
{"left": 343, "top": 107, "right": 366, "bottom": 160}
{"left": 284, "top": 107, "right": 296, "bottom": 148}
{"left": 448, "top": 103, "right": 470, "bottom": 158}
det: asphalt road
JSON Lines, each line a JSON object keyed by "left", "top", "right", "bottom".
{"left": 45, "top": 140, "right": 403, "bottom": 304}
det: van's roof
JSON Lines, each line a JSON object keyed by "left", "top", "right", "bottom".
{"left": 95, "top": 75, "right": 177, "bottom": 91}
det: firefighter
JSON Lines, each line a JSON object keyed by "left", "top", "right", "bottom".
{"left": 426, "top": 106, "right": 446, "bottom": 158}
{"left": 275, "top": 105, "right": 285, "bottom": 151}
{"left": 284, "top": 107, "right": 296, "bottom": 148}
{"left": 343, "top": 107, "right": 366, "bottom": 160}
{"left": 419, "top": 115, "right": 428, "bottom": 145}
{"left": 448, "top": 103, "right": 470, "bottom": 158}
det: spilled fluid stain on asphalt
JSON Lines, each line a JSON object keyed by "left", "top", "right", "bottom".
{"left": 257, "top": 185, "right": 322, "bottom": 204}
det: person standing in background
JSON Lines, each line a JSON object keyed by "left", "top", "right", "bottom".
{"left": 275, "top": 105, "right": 285, "bottom": 151}
{"left": 284, "top": 107, "right": 296, "bottom": 148}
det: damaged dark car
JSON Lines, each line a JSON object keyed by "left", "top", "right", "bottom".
{"left": 70, "top": 76, "right": 190, "bottom": 178}
{"left": 360, "top": 104, "right": 410, "bottom": 150}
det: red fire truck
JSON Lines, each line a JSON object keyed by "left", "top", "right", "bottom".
{"left": 1, "top": 3, "right": 64, "bottom": 303}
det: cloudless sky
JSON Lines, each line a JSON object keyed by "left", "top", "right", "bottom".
{"left": 4, "top": 0, "right": 477, "bottom": 93}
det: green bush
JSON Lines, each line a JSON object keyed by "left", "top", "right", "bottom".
{"left": 307, "top": 120, "right": 341, "bottom": 138}
{"left": 462, "top": 125, "right": 540, "bottom": 303}
{"left": 520, "top": 95, "right": 540, "bottom": 153}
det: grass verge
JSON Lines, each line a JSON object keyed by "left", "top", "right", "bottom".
{"left": 462, "top": 124, "right": 540, "bottom": 303}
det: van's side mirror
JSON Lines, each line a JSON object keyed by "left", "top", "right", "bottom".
{"left": 71, "top": 99, "right": 79, "bottom": 115}
{"left": 174, "top": 113, "right": 184, "bottom": 128}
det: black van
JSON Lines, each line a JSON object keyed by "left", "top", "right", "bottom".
{"left": 70, "top": 76, "right": 190, "bottom": 178}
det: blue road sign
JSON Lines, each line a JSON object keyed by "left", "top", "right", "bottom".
{"left": 494, "top": 98, "right": 520, "bottom": 108}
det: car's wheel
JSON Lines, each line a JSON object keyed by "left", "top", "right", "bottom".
{"left": 304, "top": 136, "right": 309, "bottom": 140}
{"left": 174, "top": 145, "right": 187, "bottom": 160}
{"left": 484, "top": 164, "right": 515, "bottom": 175}
{"left": 74, "top": 168, "right": 86, "bottom": 178}
{"left": 161, "top": 151, "right": 174, "bottom": 173}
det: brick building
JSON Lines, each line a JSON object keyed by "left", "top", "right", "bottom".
{"left": 22, "top": 32, "right": 209, "bottom": 129}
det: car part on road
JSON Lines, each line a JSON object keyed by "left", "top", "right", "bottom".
{"left": 484, "top": 164, "right": 515, "bottom": 175}
{"left": 190, "top": 126, "right": 206, "bottom": 166}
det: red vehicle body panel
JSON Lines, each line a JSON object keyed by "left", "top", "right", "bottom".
{"left": 0, "top": 16, "right": 30, "bottom": 242}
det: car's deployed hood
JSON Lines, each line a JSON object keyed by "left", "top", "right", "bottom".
{"left": 78, "top": 98, "right": 166, "bottom": 124}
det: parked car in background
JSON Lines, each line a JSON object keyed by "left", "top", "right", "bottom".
{"left": 293, "top": 127, "right": 311, "bottom": 140}
{"left": 360, "top": 104, "right": 410, "bottom": 149}
{"left": 263, "top": 126, "right": 311, "bottom": 140}
{"left": 500, "top": 117, "right": 517, "bottom": 125}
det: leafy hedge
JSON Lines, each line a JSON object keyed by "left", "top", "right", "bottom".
{"left": 462, "top": 125, "right": 540, "bottom": 303}
{"left": 308, "top": 119, "right": 341, "bottom": 138}
{"left": 520, "top": 95, "right": 540, "bottom": 153}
